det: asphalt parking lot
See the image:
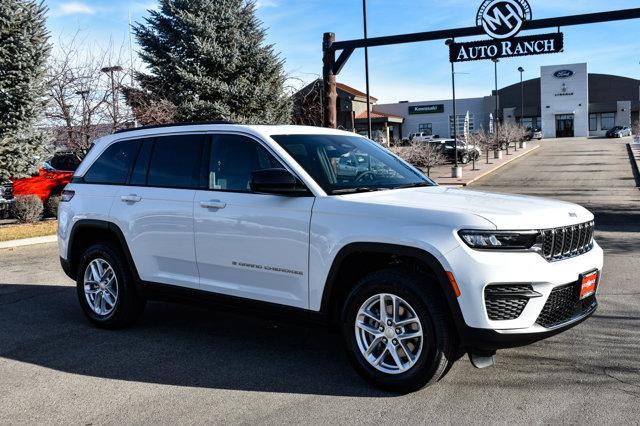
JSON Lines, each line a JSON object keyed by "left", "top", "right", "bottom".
{"left": 1, "top": 138, "right": 639, "bottom": 424}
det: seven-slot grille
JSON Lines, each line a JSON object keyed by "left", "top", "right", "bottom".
{"left": 540, "top": 221, "right": 594, "bottom": 261}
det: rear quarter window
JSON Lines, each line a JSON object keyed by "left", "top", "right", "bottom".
{"left": 83, "top": 140, "right": 141, "bottom": 185}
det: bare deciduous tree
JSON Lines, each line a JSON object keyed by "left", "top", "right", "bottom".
{"left": 390, "top": 144, "right": 446, "bottom": 177}
{"left": 497, "top": 121, "right": 528, "bottom": 153}
{"left": 291, "top": 79, "right": 324, "bottom": 127}
{"left": 468, "top": 129, "right": 493, "bottom": 165}
{"left": 45, "top": 34, "right": 136, "bottom": 159}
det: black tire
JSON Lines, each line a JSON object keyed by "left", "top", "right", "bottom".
{"left": 341, "top": 269, "right": 455, "bottom": 394}
{"left": 460, "top": 153, "right": 470, "bottom": 165}
{"left": 76, "top": 243, "right": 145, "bottom": 329}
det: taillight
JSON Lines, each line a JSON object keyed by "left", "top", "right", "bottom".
{"left": 61, "top": 190, "right": 75, "bottom": 202}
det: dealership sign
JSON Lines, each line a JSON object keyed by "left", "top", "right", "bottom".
{"left": 409, "top": 104, "right": 445, "bottom": 115}
{"left": 449, "top": 0, "right": 564, "bottom": 62}
{"left": 554, "top": 69, "right": 575, "bottom": 78}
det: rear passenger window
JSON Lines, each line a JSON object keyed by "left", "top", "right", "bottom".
{"left": 147, "top": 135, "right": 205, "bottom": 189}
{"left": 83, "top": 140, "right": 141, "bottom": 185}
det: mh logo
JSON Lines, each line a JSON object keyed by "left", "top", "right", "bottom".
{"left": 477, "top": 0, "right": 532, "bottom": 40}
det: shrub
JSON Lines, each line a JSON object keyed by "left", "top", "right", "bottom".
{"left": 45, "top": 195, "right": 61, "bottom": 218}
{"left": 10, "top": 195, "right": 44, "bottom": 223}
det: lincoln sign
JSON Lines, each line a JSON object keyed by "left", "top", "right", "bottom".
{"left": 449, "top": 0, "right": 564, "bottom": 62}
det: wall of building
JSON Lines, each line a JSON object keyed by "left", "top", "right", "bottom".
{"left": 540, "top": 63, "right": 589, "bottom": 138}
{"left": 375, "top": 97, "right": 492, "bottom": 138}
{"left": 373, "top": 65, "right": 639, "bottom": 140}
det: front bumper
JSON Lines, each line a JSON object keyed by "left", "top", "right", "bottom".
{"left": 461, "top": 300, "right": 597, "bottom": 350}
{"left": 444, "top": 240, "right": 603, "bottom": 349}
{"left": 0, "top": 199, "right": 13, "bottom": 211}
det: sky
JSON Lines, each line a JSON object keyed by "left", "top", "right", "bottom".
{"left": 44, "top": 0, "right": 640, "bottom": 104}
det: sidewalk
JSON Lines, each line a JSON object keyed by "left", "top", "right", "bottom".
{"left": 0, "top": 235, "right": 57, "bottom": 249}
{"left": 429, "top": 143, "right": 540, "bottom": 186}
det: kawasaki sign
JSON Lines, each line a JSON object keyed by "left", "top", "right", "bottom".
{"left": 449, "top": 0, "right": 564, "bottom": 62}
{"left": 409, "top": 104, "right": 445, "bottom": 115}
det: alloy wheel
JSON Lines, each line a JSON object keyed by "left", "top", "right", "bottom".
{"left": 83, "top": 258, "right": 119, "bottom": 316}
{"left": 354, "top": 293, "right": 424, "bottom": 375}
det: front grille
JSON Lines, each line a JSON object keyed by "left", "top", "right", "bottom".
{"left": 485, "top": 284, "right": 539, "bottom": 321}
{"left": 536, "top": 282, "right": 597, "bottom": 328}
{"left": 540, "top": 221, "right": 594, "bottom": 261}
{"left": 1, "top": 182, "right": 13, "bottom": 200}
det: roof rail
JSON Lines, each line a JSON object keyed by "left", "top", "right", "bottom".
{"left": 114, "top": 120, "right": 236, "bottom": 134}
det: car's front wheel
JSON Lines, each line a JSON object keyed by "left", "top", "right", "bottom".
{"left": 341, "top": 269, "right": 455, "bottom": 393}
{"left": 460, "top": 153, "right": 470, "bottom": 164}
{"left": 76, "top": 243, "right": 145, "bottom": 328}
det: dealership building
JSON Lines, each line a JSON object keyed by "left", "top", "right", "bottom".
{"left": 373, "top": 63, "right": 640, "bottom": 140}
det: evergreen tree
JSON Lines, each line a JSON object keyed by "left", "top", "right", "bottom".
{"left": 0, "top": 0, "right": 49, "bottom": 180}
{"left": 133, "top": 0, "right": 291, "bottom": 124}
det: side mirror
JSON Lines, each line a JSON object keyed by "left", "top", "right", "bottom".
{"left": 250, "top": 169, "right": 309, "bottom": 196}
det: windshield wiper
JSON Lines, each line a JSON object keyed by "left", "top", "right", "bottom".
{"left": 330, "top": 187, "right": 388, "bottom": 195}
{"left": 392, "top": 182, "right": 433, "bottom": 190}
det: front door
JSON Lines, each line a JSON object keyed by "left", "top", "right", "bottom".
{"left": 194, "top": 133, "right": 314, "bottom": 309}
{"left": 556, "top": 114, "right": 575, "bottom": 138}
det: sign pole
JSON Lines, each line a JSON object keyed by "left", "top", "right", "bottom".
{"left": 322, "top": 33, "right": 337, "bottom": 129}
{"left": 446, "top": 39, "right": 460, "bottom": 178}
{"left": 493, "top": 58, "right": 500, "bottom": 154}
{"left": 363, "top": 0, "right": 372, "bottom": 140}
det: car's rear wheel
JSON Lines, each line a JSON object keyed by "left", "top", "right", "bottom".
{"left": 341, "top": 269, "right": 455, "bottom": 394}
{"left": 76, "top": 243, "right": 145, "bottom": 328}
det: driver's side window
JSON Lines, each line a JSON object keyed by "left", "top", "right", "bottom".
{"left": 209, "top": 134, "right": 283, "bottom": 192}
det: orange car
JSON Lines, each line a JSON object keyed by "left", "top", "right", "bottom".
{"left": 12, "top": 153, "right": 79, "bottom": 204}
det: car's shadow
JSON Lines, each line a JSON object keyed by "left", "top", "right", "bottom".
{"left": 0, "top": 283, "right": 391, "bottom": 397}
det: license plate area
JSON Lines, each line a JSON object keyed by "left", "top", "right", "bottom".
{"left": 579, "top": 270, "right": 599, "bottom": 300}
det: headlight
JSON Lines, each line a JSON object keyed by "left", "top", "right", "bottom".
{"left": 458, "top": 230, "right": 540, "bottom": 250}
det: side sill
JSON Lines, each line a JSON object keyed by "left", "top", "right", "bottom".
{"left": 137, "top": 281, "right": 329, "bottom": 327}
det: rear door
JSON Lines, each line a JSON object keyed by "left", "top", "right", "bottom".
{"left": 109, "top": 134, "right": 206, "bottom": 290}
{"left": 193, "top": 133, "right": 314, "bottom": 308}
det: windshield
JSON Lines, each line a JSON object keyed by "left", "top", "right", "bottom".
{"left": 271, "top": 134, "right": 434, "bottom": 195}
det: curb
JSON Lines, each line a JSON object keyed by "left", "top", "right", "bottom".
{"left": 441, "top": 145, "right": 541, "bottom": 187}
{"left": 627, "top": 143, "right": 640, "bottom": 186}
{"left": 0, "top": 235, "right": 58, "bottom": 249}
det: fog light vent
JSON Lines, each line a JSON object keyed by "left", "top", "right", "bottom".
{"left": 485, "top": 284, "right": 541, "bottom": 321}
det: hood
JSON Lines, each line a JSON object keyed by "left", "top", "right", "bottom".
{"left": 341, "top": 186, "right": 593, "bottom": 230}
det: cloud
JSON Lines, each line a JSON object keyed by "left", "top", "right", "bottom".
{"left": 256, "top": 0, "right": 279, "bottom": 9}
{"left": 56, "top": 2, "right": 96, "bottom": 16}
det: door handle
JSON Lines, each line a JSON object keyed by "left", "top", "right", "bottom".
{"left": 200, "top": 200, "right": 226, "bottom": 209}
{"left": 121, "top": 195, "right": 142, "bottom": 203}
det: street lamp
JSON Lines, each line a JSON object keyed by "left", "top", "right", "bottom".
{"left": 492, "top": 58, "right": 505, "bottom": 155}
{"left": 362, "top": 0, "right": 372, "bottom": 140}
{"left": 446, "top": 39, "right": 461, "bottom": 178}
{"left": 518, "top": 67, "right": 525, "bottom": 124}
{"left": 101, "top": 65, "right": 123, "bottom": 131}
{"left": 75, "top": 89, "right": 90, "bottom": 146}
{"left": 516, "top": 66, "right": 525, "bottom": 152}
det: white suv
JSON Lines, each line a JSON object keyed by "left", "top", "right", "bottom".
{"left": 58, "top": 123, "right": 603, "bottom": 393}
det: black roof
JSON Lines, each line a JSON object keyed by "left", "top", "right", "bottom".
{"left": 114, "top": 121, "right": 236, "bottom": 134}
